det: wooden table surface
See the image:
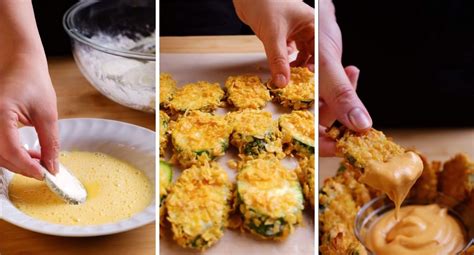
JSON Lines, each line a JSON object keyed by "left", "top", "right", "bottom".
{"left": 0, "top": 57, "right": 155, "bottom": 255}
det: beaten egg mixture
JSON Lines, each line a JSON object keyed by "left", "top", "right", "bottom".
{"left": 8, "top": 151, "right": 153, "bottom": 225}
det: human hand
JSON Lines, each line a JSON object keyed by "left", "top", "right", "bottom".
{"left": 233, "top": 0, "right": 314, "bottom": 87}
{"left": 0, "top": 55, "right": 59, "bottom": 180}
{"left": 0, "top": 0, "right": 59, "bottom": 179}
{"left": 319, "top": 0, "right": 372, "bottom": 156}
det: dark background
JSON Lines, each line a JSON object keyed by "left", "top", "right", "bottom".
{"left": 32, "top": 1, "right": 473, "bottom": 127}
{"left": 160, "top": 0, "right": 315, "bottom": 36}
{"left": 334, "top": 0, "right": 474, "bottom": 127}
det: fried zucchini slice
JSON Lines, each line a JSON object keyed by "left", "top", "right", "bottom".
{"left": 408, "top": 153, "right": 441, "bottom": 203}
{"left": 160, "top": 73, "right": 176, "bottom": 108}
{"left": 319, "top": 171, "right": 371, "bottom": 255}
{"left": 225, "top": 74, "right": 271, "bottom": 109}
{"left": 279, "top": 110, "right": 315, "bottom": 157}
{"left": 166, "top": 163, "right": 232, "bottom": 250}
{"left": 160, "top": 160, "right": 173, "bottom": 221}
{"left": 297, "top": 155, "right": 315, "bottom": 208}
{"left": 439, "top": 153, "right": 474, "bottom": 203}
{"left": 159, "top": 111, "right": 170, "bottom": 156}
{"left": 170, "top": 111, "right": 232, "bottom": 168}
{"left": 270, "top": 67, "right": 314, "bottom": 110}
{"left": 226, "top": 109, "right": 283, "bottom": 158}
{"left": 326, "top": 124, "right": 405, "bottom": 170}
{"left": 237, "top": 157, "right": 304, "bottom": 240}
{"left": 169, "top": 81, "right": 224, "bottom": 113}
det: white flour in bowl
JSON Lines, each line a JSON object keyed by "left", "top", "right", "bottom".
{"left": 73, "top": 33, "right": 155, "bottom": 112}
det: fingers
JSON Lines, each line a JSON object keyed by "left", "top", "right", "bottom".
{"left": 319, "top": 126, "right": 336, "bottom": 157}
{"left": 262, "top": 33, "right": 291, "bottom": 88}
{"left": 319, "top": 65, "right": 360, "bottom": 128}
{"left": 31, "top": 109, "right": 59, "bottom": 175}
{"left": 320, "top": 59, "right": 372, "bottom": 132}
{"left": 0, "top": 112, "right": 44, "bottom": 180}
{"left": 344, "top": 65, "right": 360, "bottom": 90}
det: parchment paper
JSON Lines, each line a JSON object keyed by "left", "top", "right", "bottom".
{"left": 160, "top": 53, "right": 315, "bottom": 255}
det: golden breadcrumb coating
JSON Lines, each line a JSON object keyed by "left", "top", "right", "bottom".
{"left": 270, "top": 67, "right": 314, "bottom": 110}
{"left": 170, "top": 111, "right": 232, "bottom": 168}
{"left": 160, "top": 73, "right": 176, "bottom": 107}
{"left": 169, "top": 81, "right": 224, "bottom": 113}
{"left": 297, "top": 155, "right": 315, "bottom": 208}
{"left": 439, "top": 153, "right": 474, "bottom": 204}
{"left": 279, "top": 110, "right": 315, "bottom": 157}
{"left": 226, "top": 109, "right": 283, "bottom": 158}
{"left": 319, "top": 169, "right": 370, "bottom": 255}
{"left": 225, "top": 75, "right": 271, "bottom": 109}
{"left": 408, "top": 153, "right": 441, "bottom": 202}
{"left": 326, "top": 125, "right": 405, "bottom": 170}
{"left": 166, "top": 163, "right": 232, "bottom": 250}
{"left": 159, "top": 111, "right": 170, "bottom": 156}
{"left": 237, "top": 156, "right": 303, "bottom": 240}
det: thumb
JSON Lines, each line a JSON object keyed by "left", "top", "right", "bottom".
{"left": 262, "top": 33, "right": 291, "bottom": 88}
{"left": 31, "top": 112, "right": 59, "bottom": 175}
{"left": 320, "top": 59, "right": 372, "bottom": 131}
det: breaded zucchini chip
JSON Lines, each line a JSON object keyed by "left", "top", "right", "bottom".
{"left": 319, "top": 171, "right": 371, "bottom": 255}
{"left": 226, "top": 109, "right": 283, "bottom": 158}
{"left": 279, "top": 110, "right": 315, "bottom": 157}
{"left": 439, "top": 153, "right": 474, "bottom": 203}
{"left": 408, "top": 153, "right": 441, "bottom": 202}
{"left": 237, "top": 157, "right": 304, "bottom": 240}
{"left": 166, "top": 163, "right": 232, "bottom": 250}
{"left": 326, "top": 124, "right": 405, "bottom": 170}
{"left": 160, "top": 73, "right": 176, "bottom": 107}
{"left": 159, "top": 111, "right": 170, "bottom": 156}
{"left": 270, "top": 67, "right": 314, "bottom": 110}
{"left": 297, "top": 155, "right": 315, "bottom": 208}
{"left": 160, "top": 160, "right": 173, "bottom": 221}
{"left": 170, "top": 111, "right": 232, "bottom": 167}
{"left": 225, "top": 74, "right": 271, "bottom": 109}
{"left": 169, "top": 81, "right": 224, "bottom": 113}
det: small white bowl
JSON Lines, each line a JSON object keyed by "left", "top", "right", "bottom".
{"left": 0, "top": 118, "right": 155, "bottom": 237}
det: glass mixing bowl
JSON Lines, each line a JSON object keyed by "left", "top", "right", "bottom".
{"left": 63, "top": 0, "right": 155, "bottom": 112}
{"left": 355, "top": 196, "right": 474, "bottom": 254}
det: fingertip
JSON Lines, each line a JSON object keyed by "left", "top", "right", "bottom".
{"left": 273, "top": 73, "right": 288, "bottom": 88}
{"left": 319, "top": 137, "right": 337, "bottom": 157}
{"left": 347, "top": 107, "right": 372, "bottom": 131}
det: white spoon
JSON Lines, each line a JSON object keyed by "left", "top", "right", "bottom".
{"left": 41, "top": 163, "right": 87, "bottom": 205}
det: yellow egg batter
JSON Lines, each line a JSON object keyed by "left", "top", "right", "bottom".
{"left": 8, "top": 151, "right": 153, "bottom": 225}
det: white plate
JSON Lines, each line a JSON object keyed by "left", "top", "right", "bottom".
{"left": 0, "top": 118, "right": 155, "bottom": 237}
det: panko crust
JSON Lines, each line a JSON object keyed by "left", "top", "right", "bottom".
{"left": 160, "top": 73, "right": 177, "bottom": 107}
{"left": 225, "top": 75, "right": 271, "bottom": 109}
{"left": 237, "top": 157, "right": 303, "bottom": 240}
{"left": 270, "top": 67, "right": 314, "bottom": 110}
{"left": 319, "top": 169, "right": 370, "bottom": 255}
{"left": 279, "top": 110, "right": 315, "bottom": 157}
{"left": 170, "top": 111, "right": 232, "bottom": 168}
{"left": 439, "top": 153, "right": 474, "bottom": 204}
{"left": 408, "top": 153, "right": 441, "bottom": 203}
{"left": 169, "top": 81, "right": 224, "bottom": 114}
{"left": 326, "top": 124, "right": 405, "bottom": 170}
{"left": 226, "top": 109, "right": 283, "bottom": 159}
{"left": 166, "top": 163, "right": 232, "bottom": 250}
{"left": 159, "top": 111, "right": 170, "bottom": 156}
{"left": 297, "top": 155, "right": 315, "bottom": 208}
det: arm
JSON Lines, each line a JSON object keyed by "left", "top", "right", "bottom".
{"left": 0, "top": 0, "right": 59, "bottom": 179}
